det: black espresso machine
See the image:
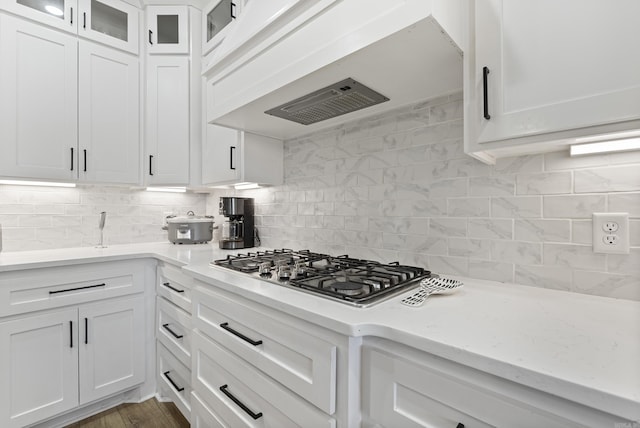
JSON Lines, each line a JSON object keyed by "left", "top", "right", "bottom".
{"left": 219, "top": 197, "right": 254, "bottom": 249}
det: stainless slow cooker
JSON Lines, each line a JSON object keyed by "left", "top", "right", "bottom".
{"left": 163, "top": 211, "right": 216, "bottom": 244}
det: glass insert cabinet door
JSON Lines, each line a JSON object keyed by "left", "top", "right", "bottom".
{"left": 78, "top": 0, "right": 139, "bottom": 54}
{"left": 1, "top": 0, "right": 77, "bottom": 32}
{"left": 146, "top": 5, "right": 189, "bottom": 54}
{"left": 202, "top": 0, "right": 239, "bottom": 54}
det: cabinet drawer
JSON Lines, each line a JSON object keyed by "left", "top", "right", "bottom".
{"left": 362, "top": 342, "right": 613, "bottom": 428}
{"left": 193, "top": 285, "right": 336, "bottom": 414}
{"left": 192, "top": 392, "right": 225, "bottom": 428}
{"left": 157, "top": 297, "right": 191, "bottom": 368}
{"left": 157, "top": 262, "right": 193, "bottom": 313}
{"left": 193, "top": 331, "right": 335, "bottom": 428}
{"left": 0, "top": 260, "right": 146, "bottom": 317}
{"left": 158, "top": 341, "right": 191, "bottom": 422}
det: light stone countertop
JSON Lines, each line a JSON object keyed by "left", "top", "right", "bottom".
{"left": 1, "top": 242, "right": 638, "bottom": 421}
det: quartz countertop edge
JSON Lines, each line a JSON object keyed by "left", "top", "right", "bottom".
{"left": 1, "top": 243, "right": 638, "bottom": 421}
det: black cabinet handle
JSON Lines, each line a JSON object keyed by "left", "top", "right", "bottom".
{"left": 230, "top": 146, "right": 235, "bottom": 170}
{"left": 220, "top": 384, "right": 262, "bottom": 420}
{"left": 69, "top": 321, "right": 73, "bottom": 348}
{"left": 83, "top": 149, "right": 87, "bottom": 172}
{"left": 162, "top": 282, "right": 184, "bottom": 293}
{"left": 219, "top": 322, "right": 262, "bottom": 346}
{"left": 149, "top": 155, "right": 153, "bottom": 176}
{"left": 83, "top": 12, "right": 86, "bottom": 29}
{"left": 70, "top": 7, "right": 73, "bottom": 25}
{"left": 70, "top": 147, "right": 74, "bottom": 171}
{"left": 149, "top": 29, "right": 153, "bottom": 45}
{"left": 163, "top": 371, "right": 184, "bottom": 392}
{"left": 482, "top": 66, "right": 491, "bottom": 120}
{"left": 84, "top": 317, "right": 88, "bottom": 344}
{"left": 456, "top": 424, "right": 465, "bottom": 428}
{"left": 50, "top": 283, "right": 106, "bottom": 295}
{"left": 230, "top": 2, "right": 236, "bottom": 19}
{"left": 162, "top": 323, "right": 183, "bottom": 339}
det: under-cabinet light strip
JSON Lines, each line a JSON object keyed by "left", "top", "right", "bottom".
{"left": 0, "top": 180, "right": 76, "bottom": 188}
{"left": 570, "top": 137, "right": 640, "bottom": 156}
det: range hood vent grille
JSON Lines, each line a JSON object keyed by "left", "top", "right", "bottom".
{"left": 264, "top": 78, "right": 389, "bottom": 125}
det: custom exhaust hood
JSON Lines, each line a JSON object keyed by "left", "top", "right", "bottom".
{"left": 205, "top": 0, "right": 464, "bottom": 140}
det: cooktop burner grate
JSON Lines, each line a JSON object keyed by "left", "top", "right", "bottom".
{"left": 212, "top": 249, "right": 431, "bottom": 307}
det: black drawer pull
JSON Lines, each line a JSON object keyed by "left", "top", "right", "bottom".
{"left": 83, "top": 12, "right": 86, "bottom": 29}
{"left": 163, "top": 371, "right": 184, "bottom": 392}
{"left": 70, "top": 147, "right": 74, "bottom": 171}
{"left": 162, "top": 323, "right": 183, "bottom": 339}
{"left": 149, "top": 29, "right": 153, "bottom": 45}
{"left": 162, "top": 282, "right": 184, "bottom": 293}
{"left": 230, "top": 2, "right": 236, "bottom": 19}
{"left": 69, "top": 321, "right": 73, "bottom": 348}
{"left": 70, "top": 7, "right": 73, "bottom": 25}
{"left": 50, "top": 283, "right": 106, "bottom": 295}
{"left": 219, "top": 322, "right": 262, "bottom": 346}
{"left": 149, "top": 155, "right": 153, "bottom": 176}
{"left": 83, "top": 149, "right": 87, "bottom": 172}
{"left": 220, "top": 384, "right": 262, "bottom": 420}
{"left": 85, "top": 317, "right": 88, "bottom": 344}
{"left": 482, "top": 66, "right": 491, "bottom": 120}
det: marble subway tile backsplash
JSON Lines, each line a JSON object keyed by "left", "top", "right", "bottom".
{"left": 0, "top": 185, "right": 206, "bottom": 251}
{"left": 208, "top": 92, "right": 640, "bottom": 301}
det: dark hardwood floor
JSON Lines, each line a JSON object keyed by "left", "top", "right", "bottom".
{"left": 65, "top": 398, "right": 190, "bottom": 428}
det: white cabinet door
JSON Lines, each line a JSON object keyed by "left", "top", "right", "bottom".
{"left": 202, "top": 0, "right": 240, "bottom": 55}
{"left": 146, "top": 5, "right": 189, "bottom": 54}
{"left": 146, "top": 56, "right": 189, "bottom": 185}
{"left": 473, "top": 0, "right": 640, "bottom": 145}
{"left": 202, "top": 126, "right": 283, "bottom": 186}
{"left": 79, "top": 295, "right": 145, "bottom": 404}
{"left": 78, "top": 0, "right": 139, "bottom": 54}
{"left": 0, "top": 308, "right": 78, "bottom": 428}
{"left": 202, "top": 124, "right": 241, "bottom": 185}
{"left": 0, "top": 0, "right": 78, "bottom": 34}
{"left": 0, "top": 14, "right": 78, "bottom": 181}
{"left": 78, "top": 40, "right": 140, "bottom": 184}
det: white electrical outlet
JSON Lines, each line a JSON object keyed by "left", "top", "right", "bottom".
{"left": 592, "top": 213, "right": 630, "bottom": 254}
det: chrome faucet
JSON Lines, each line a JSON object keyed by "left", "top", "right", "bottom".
{"left": 97, "top": 212, "right": 107, "bottom": 248}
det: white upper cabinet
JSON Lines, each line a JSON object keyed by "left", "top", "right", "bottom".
{"left": 78, "top": 40, "right": 140, "bottom": 184}
{"left": 0, "top": 0, "right": 78, "bottom": 34}
{"left": 202, "top": 0, "right": 240, "bottom": 55}
{"left": 0, "top": 14, "right": 78, "bottom": 181}
{"left": 1, "top": 0, "right": 139, "bottom": 53}
{"left": 146, "top": 5, "right": 189, "bottom": 54}
{"left": 146, "top": 56, "right": 190, "bottom": 185}
{"left": 202, "top": 125, "right": 283, "bottom": 186}
{"left": 78, "top": 0, "right": 139, "bottom": 54}
{"left": 465, "top": 0, "right": 640, "bottom": 162}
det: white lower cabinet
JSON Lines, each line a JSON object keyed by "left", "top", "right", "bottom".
{"left": 0, "top": 295, "right": 145, "bottom": 428}
{"left": 191, "top": 282, "right": 341, "bottom": 427}
{"left": 362, "top": 338, "right": 621, "bottom": 428}
{"left": 155, "top": 262, "right": 193, "bottom": 422}
{"left": 191, "top": 391, "right": 226, "bottom": 428}
{"left": 193, "top": 330, "right": 336, "bottom": 428}
{"left": 157, "top": 341, "right": 192, "bottom": 419}
{"left": 0, "top": 308, "right": 78, "bottom": 427}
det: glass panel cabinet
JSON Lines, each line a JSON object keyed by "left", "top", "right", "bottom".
{"left": 146, "top": 5, "right": 189, "bottom": 54}
{"left": 202, "top": 0, "right": 240, "bottom": 54}
{"left": 0, "top": 0, "right": 139, "bottom": 53}
{"left": 0, "top": 0, "right": 77, "bottom": 33}
{"left": 79, "top": 0, "right": 139, "bottom": 54}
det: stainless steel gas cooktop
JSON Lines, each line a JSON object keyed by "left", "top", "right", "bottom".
{"left": 211, "top": 249, "right": 431, "bottom": 307}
